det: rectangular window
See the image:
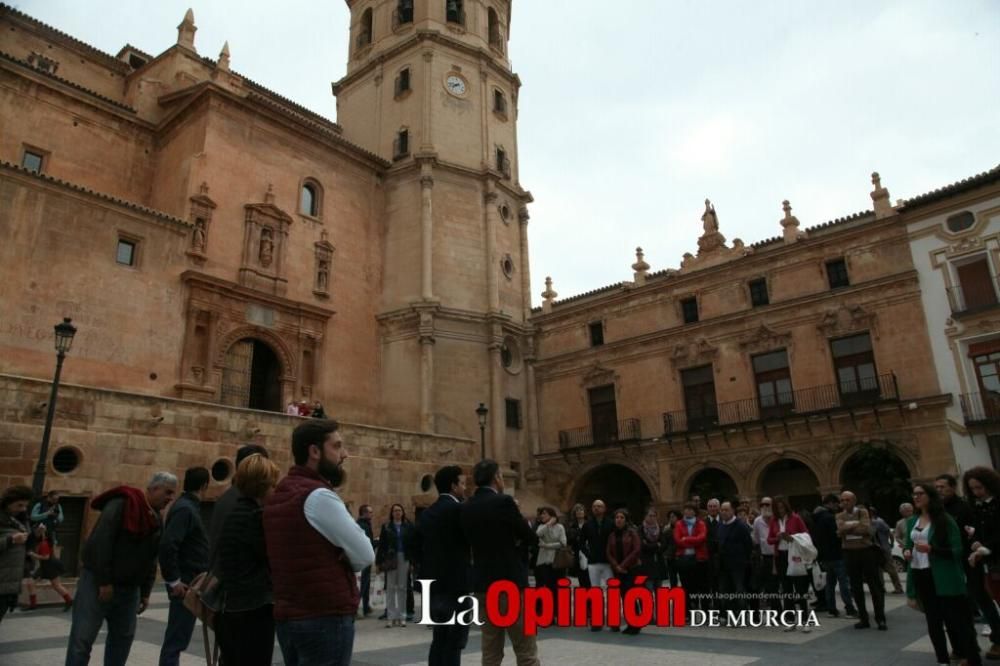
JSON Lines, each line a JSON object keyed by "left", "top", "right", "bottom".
{"left": 395, "top": 68, "right": 411, "bottom": 97}
{"left": 21, "top": 150, "right": 44, "bottom": 173}
{"left": 496, "top": 147, "right": 509, "bottom": 176}
{"left": 753, "top": 349, "right": 793, "bottom": 419}
{"left": 826, "top": 258, "right": 850, "bottom": 289}
{"left": 494, "top": 90, "right": 507, "bottom": 114}
{"left": 588, "top": 321, "right": 604, "bottom": 347}
{"left": 116, "top": 239, "right": 136, "bottom": 266}
{"left": 394, "top": 130, "right": 409, "bottom": 159}
{"left": 505, "top": 398, "right": 522, "bottom": 429}
{"left": 588, "top": 384, "right": 618, "bottom": 444}
{"left": 682, "top": 365, "right": 717, "bottom": 431}
{"left": 955, "top": 257, "right": 998, "bottom": 313}
{"left": 749, "top": 278, "right": 769, "bottom": 307}
{"left": 831, "top": 332, "right": 878, "bottom": 404}
{"left": 681, "top": 296, "right": 699, "bottom": 324}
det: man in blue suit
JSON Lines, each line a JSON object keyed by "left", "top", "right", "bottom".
{"left": 411, "top": 466, "right": 470, "bottom": 666}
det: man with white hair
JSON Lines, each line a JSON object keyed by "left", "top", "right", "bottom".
{"left": 66, "top": 471, "right": 178, "bottom": 666}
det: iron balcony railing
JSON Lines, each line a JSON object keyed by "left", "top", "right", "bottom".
{"left": 663, "top": 373, "right": 899, "bottom": 436}
{"left": 558, "top": 418, "right": 641, "bottom": 450}
{"left": 945, "top": 277, "right": 1000, "bottom": 316}
{"left": 959, "top": 392, "right": 1000, "bottom": 426}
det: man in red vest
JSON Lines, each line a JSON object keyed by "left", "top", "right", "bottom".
{"left": 264, "top": 419, "right": 375, "bottom": 666}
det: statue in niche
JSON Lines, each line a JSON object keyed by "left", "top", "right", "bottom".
{"left": 259, "top": 228, "right": 274, "bottom": 267}
{"left": 702, "top": 199, "right": 719, "bottom": 234}
{"left": 317, "top": 258, "right": 330, "bottom": 292}
{"left": 191, "top": 219, "right": 206, "bottom": 253}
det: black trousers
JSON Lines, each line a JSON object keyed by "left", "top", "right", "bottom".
{"left": 968, "top": 564, "right": 1000, "bottom": 646}
{"left": 844, "top": 548, "right": 885, "bottom": 624}
{"left": 428, "top": 594, "right": 471, "bottom": 666}
{"left": 217, "top": 604, "right": 275, "bottom": 666}
{"left": 912, "top": 569, "right": 981, "bottom": 665}
{"left": 675, "top": 557, "right": 708, "bottom": 611}
{"left": 754, "top": 554, "right": 780, "bottom": 611}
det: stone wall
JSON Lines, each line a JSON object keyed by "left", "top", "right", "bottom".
{"left": 0, "top": 373, "right": 477, "bottom": 540}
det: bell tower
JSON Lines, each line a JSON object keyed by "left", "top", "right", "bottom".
{"left": 333, "top": 0, "right": 537, "bottom": 474}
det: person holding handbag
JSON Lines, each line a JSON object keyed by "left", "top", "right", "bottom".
{"left": 767, "top": 496, "right": 811, "bottom": 631}
{"left": 964, "top": 466, "right": 1000, "bottom": 660}
{"left": 904, "top": 482, "right": 982, "bottom": 666}
{"left": 377, "top": 504, "right": 414, "bottom": 627}
{"left": 216, "top": 454, "right": 282, "bottom": 666}
{"left": 535, "top": 507, "right": 567, "bottom": 594}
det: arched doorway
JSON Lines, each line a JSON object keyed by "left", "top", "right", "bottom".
{"left": 759, "top": 459, "right": 821, "bottom": 513}
{"left": 687, "top": 467, "right": 739, "bottom": 505}
{"left": 840, "top": 444, "right": 912, "bottom": 524}
{"left": 221, "top": 338, "right": 282, "bottom": 411}
{"left": 574, "top": 464, "right": 652, "bottom": 520}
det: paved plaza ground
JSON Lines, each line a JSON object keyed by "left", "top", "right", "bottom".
{"left": 1, "top": 584, "right": 995, "bottom": 666}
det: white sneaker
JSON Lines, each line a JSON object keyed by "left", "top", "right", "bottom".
{"left": 783, "top": 625, "right": 797, "bottom": 632}
{"left": 400, "top": 620, "right": 407, "bottom": 627}
{"left": 801, "top": 627, "right": 812, "bottom": 634}
{"left": 386, "top": 621, "right": 393, "bottom": 628}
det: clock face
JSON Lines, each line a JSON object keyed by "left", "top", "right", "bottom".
{"left": 445, "top": 75, "right": 467, "bottom": 96}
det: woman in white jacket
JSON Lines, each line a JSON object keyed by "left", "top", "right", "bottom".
{"left": 535, "top": 507, "right": 567, "bottom": 594}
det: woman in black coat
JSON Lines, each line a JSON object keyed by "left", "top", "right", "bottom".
{"left": 376, "top": 504, "right": 416, "bottom": 627}
{"left": 216, "top": 454, "right": 282, "bottom": 666}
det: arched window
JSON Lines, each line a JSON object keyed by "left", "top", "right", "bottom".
{"left": 300, "top": 179, "right": 322, "bottom": 218}
{"left": 488, "top": 8, "right": 502, "bottom": 49}
{"left": 358, "top": 7, "right": 373, "bottom": 47}
{"left": 446, "top": 0, "right": 464, "bottom": 25}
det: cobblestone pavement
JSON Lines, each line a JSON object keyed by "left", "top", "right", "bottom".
{"left": 0, "top": 587, "right": 994, "bottom": 665}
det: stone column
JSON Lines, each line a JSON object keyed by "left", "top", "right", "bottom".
{"left": 480, "top": 69, "right": 490, "bottom": 167}
{"left": 421, "top": 51, "right": 434, "bottom": 151}
{"left": 484, "top": 186, "right": 500, "bottom": 312}
{"left": 489, "top": 339, "right": 505, "bottom": 465}
{"left": 420, "top": 166, "right": 434, "bottom": 301}
{"left": 525, "top": 359, "right": 540, "bottom": 458}
{"left": 518, "top": 207, "right": 532, "bottom": 322}
{"left": 420, "top": 341, "right": 434, "bottom": 433}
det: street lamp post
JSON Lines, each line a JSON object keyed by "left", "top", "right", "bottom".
{"left": 32, "top": 318, "right": 77, "bottom": 498}
{"left": 476, "top": 402, "right": 489, "bottom": 460}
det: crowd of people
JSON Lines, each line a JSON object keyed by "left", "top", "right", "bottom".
{"left": 0, "top": 420, "right": 998, "bottom": 666}
{"left": 285, "top": 399, "right": 327, "bottom": 419}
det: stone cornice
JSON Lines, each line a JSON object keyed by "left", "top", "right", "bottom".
{"left": 0, "top": 51, "right": 142, "bottom": 119}
{"left": 0, "top": 160, "right": 189, "bottom": 231}
{"left": 532, "top": 216, "right": 908, "bottom": 319}
{"left": 385, "top": 155, "right": 531, "bottom": 202}
{"left": 156, "top": 83, "right": 390, "bottom": 171}
{"left": 532, "top": 271, "right": 921, "bottom": 373}
{"left": 181, "top": 270, "right": 335, "bottom": 320}
{"left": 332, "top": 30, "right": 521, "bottom": 96}
{"left": 0, "top": 4, "right": 131, "bottom": 74}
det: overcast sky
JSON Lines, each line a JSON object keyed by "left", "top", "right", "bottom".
{"left": 17, "top": 1, "right": 1000, "bottom": 304}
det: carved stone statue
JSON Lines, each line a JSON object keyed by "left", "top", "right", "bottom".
{"left": 701, "top": 199, "right": 718, "bottom": 234}
{"left": 259, "top": 228, "right": 274, "bottom": 267}
{"left": 191, "top": 219, "right": 206, "bottom": 252}
{"left": 317, "top": 259, "right": 330, "bottom": 292}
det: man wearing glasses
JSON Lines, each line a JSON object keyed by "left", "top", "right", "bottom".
{"left": 836, "top": 491, "right": 887, "bottom": 630}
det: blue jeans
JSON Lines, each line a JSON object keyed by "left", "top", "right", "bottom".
{"left": 822, "top": 559, "right": 855, "bottom": 613}
{"left": 158, "top": 590, "right": 197, "bottom": 666}
{"left": 276, "top": 614, "right": 355, "bottom": 666}
{"left": 65, "top": 568, "right": 140, "bottom": 666}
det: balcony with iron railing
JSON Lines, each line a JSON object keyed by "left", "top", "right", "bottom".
{"left": 558, "top": 418, "right": 641, "bottom": 450}
{"left": 663, "top": 373, "right": 900, "bottom": 438}
{"left": 946, "top": 277, "right": 1000, "bottom": 317}
{"left": 959, "top": 392, "right": 1000, "bottom": 426}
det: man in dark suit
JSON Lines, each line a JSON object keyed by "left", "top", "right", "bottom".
{"left": 716, "top": 501, "right": 752, "bottom": 613}
{"left": 411, "top": 466, "right": 470, "bottom": 666}
{"left": 704, "top": 498, "right": 722, "bottom": 610}
{"left": 460, "top": 459, "right": 539, "bottom": 666}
